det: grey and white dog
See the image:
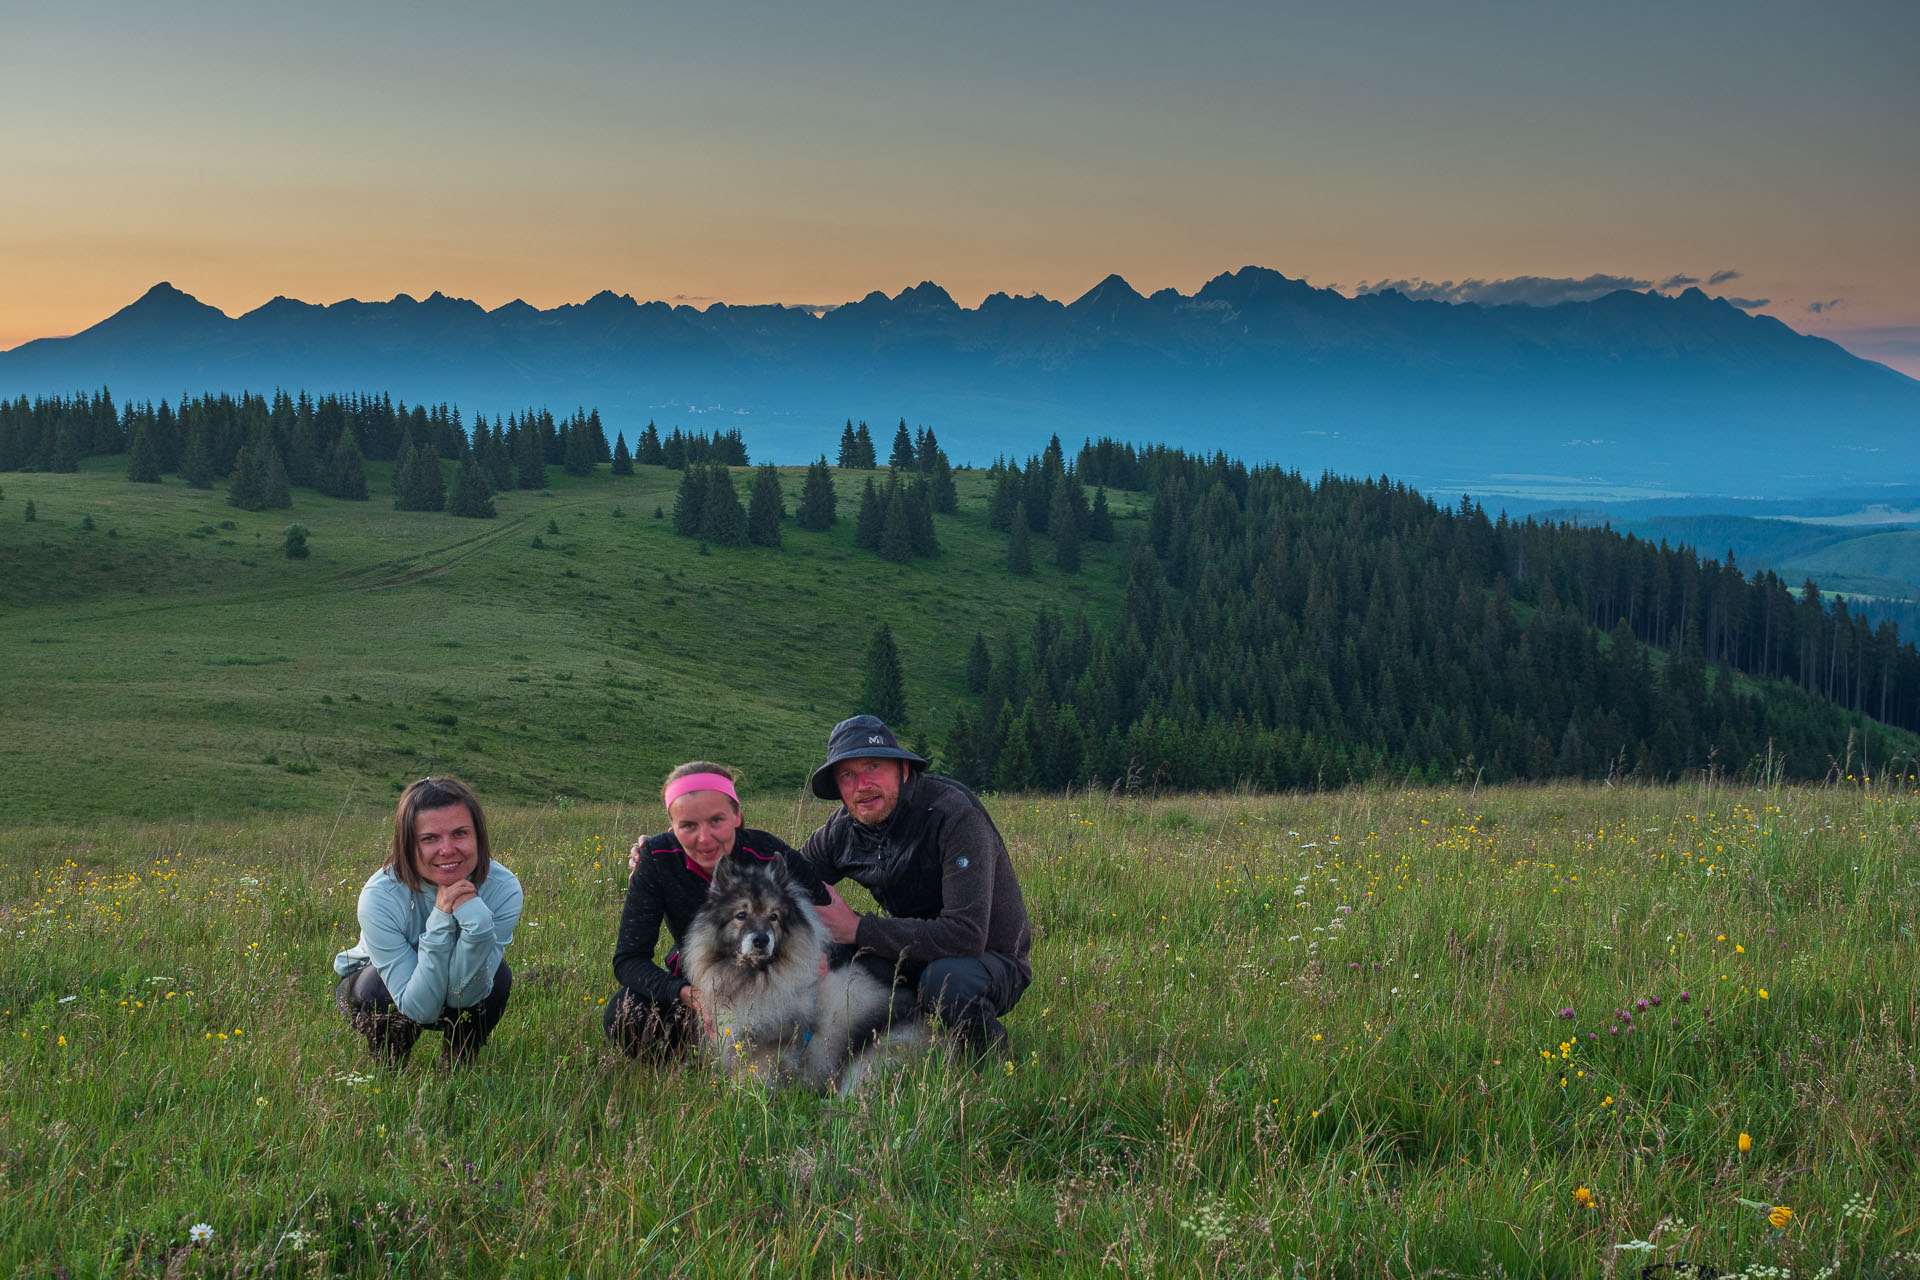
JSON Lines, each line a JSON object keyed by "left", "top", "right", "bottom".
{"left": 681, "top": 853, "right": 923, "bottom": 1093}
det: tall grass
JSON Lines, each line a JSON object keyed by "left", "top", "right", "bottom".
{"left": 1, "top": 780, "right": 1915, "bottom": 1277}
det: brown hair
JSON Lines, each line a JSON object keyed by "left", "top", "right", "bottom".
{"left": 387, "top": 776, "right": 491, "bottom": 892}
{"left": 662, "top": 760, "right": 741, "bottom": 812}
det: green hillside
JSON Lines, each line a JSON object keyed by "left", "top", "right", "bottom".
{"left": 0, "top": 459, "right": 1139, "bottom": 822}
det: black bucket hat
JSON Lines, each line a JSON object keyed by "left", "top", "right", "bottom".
{"left": 808, "top": 714, "right": 926, "bottom": 800}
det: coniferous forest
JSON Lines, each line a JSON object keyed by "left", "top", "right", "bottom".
{"left": 5, "top": 387, "right": 1917, "bottom": 792}
{"left": 950, "top": 439, "right": 1919, "bottom": 791}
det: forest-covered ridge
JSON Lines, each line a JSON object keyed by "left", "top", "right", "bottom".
{"left": 2, "top": 385, "right": 1916, "bottom": 824}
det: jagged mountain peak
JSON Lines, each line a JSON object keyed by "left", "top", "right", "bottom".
{"left": 1070, "top": 273, "right": 1145, "bottom": 309}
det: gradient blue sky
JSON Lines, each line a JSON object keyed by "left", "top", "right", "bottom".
{"left": 5, "top": 0, "right": 1917, "bottom": 372}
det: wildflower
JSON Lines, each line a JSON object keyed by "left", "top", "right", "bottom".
{"left": 1573, "top": 1186, "right": 1593, "bottom": 1207}
{"left": 1739, "top": 1132, "right": 1751, "bottom": 1153}
{"left": 1677, "top": 991, "right": 1690, "bottom": 1002}
{"left": 1769, "top": 1205, "right": 1792, "bottom": 1229}
{"left": 189, "top": 1223, "right": 215, "bottom": 1244}
{"left": 1650, "top": 995, "right": 1662, "bottom": 1007}
{"left": 1758, "top": 988, "right": 1769, "bottom": 1000}
{"left": 1635, "top": 998, "right": 1648, "bottom": 1011}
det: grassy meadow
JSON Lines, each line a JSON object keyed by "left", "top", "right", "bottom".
{"left": 3, "top": 781, "right": 1916, "bottom": 1278}
{"left": 0, "top": 459, "right": 1138, "bottom": 823}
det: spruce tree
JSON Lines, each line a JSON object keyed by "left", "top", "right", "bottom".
{"left": 907, "top": 479, "right": 939, "bottom": 558}
{"left": 944, "top": 709, "right": 980, "bottom": 786}
{"left": 445, "top": 454, "right": 497, "bottom": 518}
{"left": 611, "top": 432, "right": 634, "bottom": 475}
{"left": 514, "top": 422, "right": 548, "bottom": 490}
{"left": 797, "top": 457, "right": 838, "bottom": 530}
{"left": 126, "top": 424, "right": 162, "bottom": 483}
{"left": 283, "top": 523, "right": 310, "bottom": 559}
{"left": 747, "top": 463, "right": 785, "bottom": 548}
{"left": 988, "top": 465, "right": 1021, "bottom": 531}
{"left": 259, "top": 435, "right": 292, "bottom": 509}
{"left": 837, "top": 420, "right": 859, "bottom": 468}
{"left": 861, "top": 623, "right": 907, "bottom": 727}
{"left": 1051, "top": 481, "right": 1082, "bottom": 573}
{"left": 1007, "top": 503, "right": 1033, "bottom": 574}
{"left": 853, "top": 477, "right": 884, "bottom": 550}
{"left": 323, "top": 426, "right": 369, "bottom": 500}
{"left": 853, "top": 421, "right": 877, "bottom": 469}
{"left": 879, "top": 486, "right": 914, "bottom": 563}
{"left": 1088, "top": 486, "right": 1115, "bottom": 541}
{"left": 889, "top": 419, "right": 915, "bottom": 471}
{"left": 587, "top": 409, "right": 610, "bottom": 463}
{"left": 52, "top": 422, "right": 79, "bottom": 473}
{"left": 927, "top": 450, "right": 958, "bottom": 514}
{"left": 283, "top": 414, "right": 319, "bottom": 488}
{"left": 966, "top": 632, "right": 992, "bottom": 694}
{"left": 562, "top": 421, "right": 595, "bottom": 476}
{"left": 392, "top": 435, "right": 419, "bottom": 506}
{"left": 672, "top": 464, "right": 706, "bottom": 536}
{"left": 635, "top": 421, "right": 662, "bottom": 466}
{"left": 182, "top": 428, "right": 214, "bottom": 489}
{"left": 482, "top": 418, "right": 514, "bottom": 491}
{"left": 228, "top": 440, "right": 265, "bottom": 511}
{"left": 700, "top": 466, "right": 749, "bottom": 546}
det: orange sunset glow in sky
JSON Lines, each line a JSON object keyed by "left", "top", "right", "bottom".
{"left": 4, "top": 1, "right": 1917, "bottom": 376}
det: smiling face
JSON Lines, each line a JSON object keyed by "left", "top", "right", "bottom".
{"left": 669, "top": 788, "right": 743, "bottom": 870}
{"left": 835, "top": 756, "right": 905, "bottom": 825}
{"left": 412, "top": 803, "right": 480, "bottom": 888}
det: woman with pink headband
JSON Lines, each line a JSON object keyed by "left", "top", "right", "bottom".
{"left": 602, "top": 760, "right": 833, "bottom": 1059}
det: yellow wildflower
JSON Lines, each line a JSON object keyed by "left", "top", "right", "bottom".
{"left": 1572, "top": 1186, "right": 1593, "bottom": 1207}
{"left": 1739, "top": 1132, "right": 1752, "bottom": 1153}
{"left": 1769, "top": 1205, "right": 1792, "bottom": 1229}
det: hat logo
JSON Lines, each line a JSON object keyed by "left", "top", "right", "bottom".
{"left": 868, "top": 734, "right": 884, "bottom": 744}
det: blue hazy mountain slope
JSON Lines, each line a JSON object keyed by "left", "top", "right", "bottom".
{"left": 4, "top": 269, "right": 1916, "bottom": 496}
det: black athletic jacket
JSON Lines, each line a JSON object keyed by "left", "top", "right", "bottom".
{"left": 610, "top": 828, "right": 829, "bottom": 1006}
{"left": 800, "top": 774, "right": 1032, "bottom": 982}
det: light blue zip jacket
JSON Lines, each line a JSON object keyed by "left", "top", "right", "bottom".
{"left": 333, "top": 862, "right": 523, "bottom": 1025}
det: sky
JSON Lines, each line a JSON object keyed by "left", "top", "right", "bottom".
{"left": 4, "top": 0, "right": 1917, "bottom": 374}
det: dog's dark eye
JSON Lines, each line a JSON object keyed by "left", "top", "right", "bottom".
{"left": 768, "top": 910, "right": 780, "bottom": 922}
{"left": 733, "top": 911, "right": 747, "bottom": 921}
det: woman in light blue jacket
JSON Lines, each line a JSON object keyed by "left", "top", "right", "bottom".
{"left": 334, "top": 777, "right": 523, "bottom": 1067}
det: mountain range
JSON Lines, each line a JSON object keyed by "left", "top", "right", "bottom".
{"left": 4, "top": 267, "right": 1916, "bottom": 497}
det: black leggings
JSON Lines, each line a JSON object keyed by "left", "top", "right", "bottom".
{"left": 336, "top": 961, "right": 512, "bottom": 1065}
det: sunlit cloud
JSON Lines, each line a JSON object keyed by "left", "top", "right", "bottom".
{"left": 1354, "top": 274, "right": 1651, "bottom": 306}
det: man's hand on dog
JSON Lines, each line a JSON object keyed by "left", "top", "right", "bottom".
{"left": 816, "top": 884, "right": 860, "bottom": 944}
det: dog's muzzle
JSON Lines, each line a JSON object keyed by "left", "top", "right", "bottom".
{"left": 736, "top": 932, "right": 775, "bottom": 962}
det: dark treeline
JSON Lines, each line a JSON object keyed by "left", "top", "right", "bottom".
{"left": 1, "top": 387, "right": 622, "bottom": 517}
{"left": 945, "top": 445, "right": 1920, "bottom": 790}
{"left": 627, "top": 423, "right": 749, "bottom": 470}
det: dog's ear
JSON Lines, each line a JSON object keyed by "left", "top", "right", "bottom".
{"left": 709, "top": 853, "right": 744, "bottom": 894}
{"left": 765, "top": 856, "right": 794, "bottom": 893}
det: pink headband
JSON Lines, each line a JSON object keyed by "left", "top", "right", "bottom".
{"left": 663, "top": 772, "right": 738, "bottom": 810}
